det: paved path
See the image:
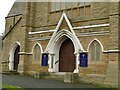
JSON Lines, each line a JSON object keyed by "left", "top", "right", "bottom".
{"left": 2, "top": 74, "right": 98, "bottom": 89}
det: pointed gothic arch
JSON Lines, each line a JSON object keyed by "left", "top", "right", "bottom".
{"left": 45, "top": 13, "right": 84, "bottom": 73}
{"left": 32, "top": 43, "right": 43, "bottom": 64}
{"left": 87, "top": 38, "right": 104, "bottom": 52}
{"left": 45, "top": 30, "right": 84, "bottom": 73}
{"left": 9, "top": 41, "right": 20, "bottom": 71}
{"left": 87, "top": 39, "right": 103, "bottom": 63}
{"left": 32, "top": 43, "right": 43, "bottom": 54}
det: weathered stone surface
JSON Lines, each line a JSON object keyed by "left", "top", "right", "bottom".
{"left": 2, "top": 2, "right": 120, "bottom": 88}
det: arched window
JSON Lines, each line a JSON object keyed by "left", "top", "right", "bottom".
{"left": 33, "top": 44, "right": 41, "bottom": 63}
{"left": 89, "top": 40, "right": 102, "bottom": 62}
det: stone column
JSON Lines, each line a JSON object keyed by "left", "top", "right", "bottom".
{"left": 74, "top": 53, "right": 79, "bottom": 73}
{"left": 50, "top": 54, "right": 54, "bottom": 69}
{"left": 9, "top": 61, "right": 14, "bottom": 71}
{"left": 8, "top": 53, "right": 14, "bottom": 71}
{"left": 48, "top": 53, "right": 55, "bottom": 72}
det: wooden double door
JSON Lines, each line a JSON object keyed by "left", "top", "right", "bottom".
{"left": 59, "top": 38, "right": 76, "bottom": 72}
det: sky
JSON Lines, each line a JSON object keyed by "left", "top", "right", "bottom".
{"left": 0, "top": 0, "right": 15, "bottom": 35}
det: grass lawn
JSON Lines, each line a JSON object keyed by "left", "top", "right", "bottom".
{"left": 2, "top": 85, "right": 25, "bottom": 90}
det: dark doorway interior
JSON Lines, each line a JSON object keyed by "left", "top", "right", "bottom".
{"left": 14, "top": 46, "right": 20, "bottom": 70}
{"left": 59, "top": 38, "right": 75, "bottom": 72}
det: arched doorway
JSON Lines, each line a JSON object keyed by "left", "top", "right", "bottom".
{"left": 9, "top": 42, "right": 20, "bottom": 71}
{"left": 14, "top": 46, "right": 20, "bottom": 70}
{"left": 45, "top": 30, "right": 84, "bottom": 73}
{"left": 59, "top": 38, "right": 75, "bottom": 72}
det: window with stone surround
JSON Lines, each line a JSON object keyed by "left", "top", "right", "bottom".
{"left": 33, "top": 44, "right": 41, "bottom": 63}
{"left": 50, "top": 2, "right": 91, "bottom": 12}
{"left": 89, "top": 40, "right": 102, "bottom": 63}
{"left": 49, "top": 2, "right": 91, "bottom": 22}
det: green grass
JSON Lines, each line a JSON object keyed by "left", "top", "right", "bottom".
{"left": 2, "top": 85, "right": 25, "bottom": 90}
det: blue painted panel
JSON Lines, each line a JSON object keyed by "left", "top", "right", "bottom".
{"left": 80, "top": 53, "right": 88, "bottom": 67}
{"left": 41, "top": 53, "right": 48, "bottom": 66}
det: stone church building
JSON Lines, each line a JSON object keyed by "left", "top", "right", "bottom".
{"left": 2, "top": 1, "right": 120, "bottom": 88}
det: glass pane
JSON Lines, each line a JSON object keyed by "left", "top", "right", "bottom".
{"left": 66, "top": 2, "right": 72, "bottom": 9}
{"left": 34, "top": 45, "right": 41, "bottom": 62}
{"left": 55, "top": 2, "right": 60, "bottom": 10}
{"left": 79, "top": 2, "right": 85, "bottom": 6}
{"left": 72, "top": 2, "right": 78, "bottom": 8}
{"left": 50, "top": 2, "right": 55, "bottom": 11}
{"left": 60, "top": 2, "right": 66, "bottom": 9}
{"left": 85, "top": 2, "right": 90, "bottom": 5}
{"left": 90, "top": 42, "right": 95, "bottom": 61}
{"left": 96, "top": 42, "right": 101, "bottom": 61}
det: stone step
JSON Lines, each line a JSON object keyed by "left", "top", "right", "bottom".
{"left": 2, "top": 70, "right": 19, "bottom": 75}
{"left": 48, "top": 72, "right": 65, "bottom": 81}
{"left": 49, "top": 72, "right": 79, "bottom": 83}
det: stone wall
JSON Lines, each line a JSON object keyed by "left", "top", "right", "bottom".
{"left": 2, "top": 2, "right": 28, "bottom": 72}
{"left": 0, "top": 36, "right": 2, "bottom": 73}
{"left": 2, "top": 2, "right": 119, "bottom": 88}
{"left": 104, "top": 2, "right": 119, "bottom": 88}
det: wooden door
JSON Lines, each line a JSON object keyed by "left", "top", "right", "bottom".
{"left": 59, "top": 38, "right": 75, "bottom": 72}
{"left": 14, "top": 46, "right": 20, "bottom": 70}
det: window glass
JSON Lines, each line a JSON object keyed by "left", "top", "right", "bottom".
{"left": 50, "top": 2, "right": 55, "bottom": 11}
{"left": 89, "top": 40, "right": 101, "bottom": 62}
{"left": 79, "top": 2, "right": 85, "bottom": 6}
{"left": 96, "top": 42, "right": 101, "bottom": 61}
{"left": 33, "top": 44, "right": 41, "bottom": 63}
{"left": 85, "top": 2, "right": 90, "bottom": 5}
{"left": 60, "top": 2, "right": 66, "bottom": 9}
{"left": 90, "top": 42, "right": 95, "bottom": 61}
{"left": 50, "top": 2, "right": 90, "bottom": 12}
{"left": 72, "top": 2, "right": 78, "bottom": 8}
{"left": 55, "top": 2, "right": 60, "bottom": 10}
{"left": 66, "top": 2, "right": 72, "bottom": 9}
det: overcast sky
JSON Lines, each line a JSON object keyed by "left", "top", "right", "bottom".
{"left": 0, "top": 0, "right": 15, "bottom": 35}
